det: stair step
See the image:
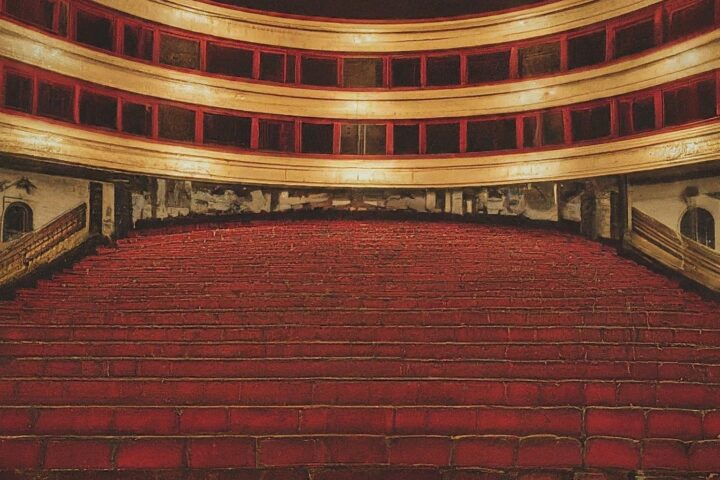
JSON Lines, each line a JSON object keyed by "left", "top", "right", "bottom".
{"left": 1, "top": 219, "right": 719, "bottom": 474}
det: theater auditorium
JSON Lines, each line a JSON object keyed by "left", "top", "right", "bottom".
{"left": 0, "top": 0, "right": 719, "bottom": 477}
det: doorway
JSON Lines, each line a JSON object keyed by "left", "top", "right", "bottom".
{"left": 2, "top": 202, "right": 33, "bottom": 242}
{"left": 680, "top": 207, "right": 715, "bottom": 249}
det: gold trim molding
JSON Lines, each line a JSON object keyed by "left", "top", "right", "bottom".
{"left": 1, "top": 112, "right": 718, "bottom": 188}
{"left": 2, "top": 20, "right": 719, "bottom": 120}
{"left": 93, "top": 0, "right": 661, "bottom": 52}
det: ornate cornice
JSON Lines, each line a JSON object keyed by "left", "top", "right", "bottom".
{"left": 2, "top": 112, "right": 718, "bottom": 188}
{"left": 92, "top": 0, "right": 660, "bottom": 52}
{"left": 2, "top": 20, "right": 718, "bottom": 120}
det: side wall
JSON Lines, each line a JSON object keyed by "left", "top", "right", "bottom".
{"left": 0, "top": 168, "right": 115, "bottom": 243}
{"left": 630, "top": 176, "right": 720, "bottom": 249}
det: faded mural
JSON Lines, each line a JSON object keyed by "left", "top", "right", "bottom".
{"left": 126, "top": 177, "right": 621, "bottom": 241}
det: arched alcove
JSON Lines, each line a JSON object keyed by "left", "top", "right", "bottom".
{"left": 2, "top": 201, "right": 33, "bottom": 242}
{"left": 680, "top": 207, "right": 715, "bottom": 249}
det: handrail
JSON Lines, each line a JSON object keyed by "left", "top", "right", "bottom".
{"left": 627, "top": 207, "right": 720, "bottom": 293}
{"left": 0, "top": 203, "right": 88, "bottom": 286}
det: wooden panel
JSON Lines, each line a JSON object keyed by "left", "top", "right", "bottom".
{"left": 260, "top": 52, "right": 285, "bottom": 82}
{"left": 123, "top": 24, "right": 154, "bottom": 61}
{"left": 615, "top": 19, "right": 655, "bottom": 58}
{"left": 468, "top": 118, "right": 517, "bottom": 152}
{"left": 523, "top": 116, "right": 540, "bottom": 148}
{"left": 158, "top": 104, "right": 196, "bottom": 141}
{"left": 301, "top": 57, "right": 337, "bottom": 87}
{"left": 427, "top": 56, "right": 461, "bottom": 86}
{"left": 160, "top": 34, "right": 200, "bottom": 69}
{"left": 633, "top": 97, "right": 656, "bottom": 133}
{"left": 664, "top": 78, "right": 717, "bottom": 125}
{"left": 259, "top": 119, "right": 295, "bottom": 152}
{"left": 203, "top": 112, "right": 251, "bottom": 147}
{"left": 426, "top": 123, "right": 460, "bottom": 154}
{"left": 391, "top": 58, "right": 420, "bottom": 87}
{"left": 5, "top": 0, "right": 54, "bottom": 31}
{"left": 342, "top": 58, "right": 383, "bottom": 88}
{"left": 542, "top": 110, "right": 564, "bottom": 145}
{"left": 76, "top": 9, "right": 114, "bottom": 51}
{"left": 519, "top": 42, "right": 560, "bottom": 77}
{"left": 3, "top": 71, "right": 32, "bottom": 113}
{"left": 79, "top": 91, "right": 117, "bottom": 130}
{"left": 37, "top": 81, "right": 73, "bottom": 122}
{"left": 207, "top": 43, "right": 253, "bottom": 78}
{"left": 666, "top": 0, "right": 715, "bottom": 41}
{"left": 568, "top": 30, "right": 606, "bottom": 69}
{"left": 467, "top": 51, "right": 511, "bottom": 83}
{"left": 122, "top": 101, "right": 152, "bottom": 137}
{"left": 393, "top": 124, "right": 419, "bottom": 154}
{"left": 341, "top": 124, "right": 386, "bottom": 154}
{"left": 301, "top": 122, "right": 334, "bottom": 153}
{"left": 571, "top": 104, "right": 611, "bottom": 141}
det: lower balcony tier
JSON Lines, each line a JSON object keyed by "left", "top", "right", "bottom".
{"left": 1, "top": 58, "right": 719, "bottom": 160}
{"left": 1, "top": 111, "right": 718, "bottom": 188}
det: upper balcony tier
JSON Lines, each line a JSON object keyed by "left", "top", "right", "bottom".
{"left": 202, "top": 0, "right": 550, "bottom": 21}
{"left": 2, "top": 0, "right": 718, "bottom": 92}
{"left": 2, "top": 17, "right": 719, "bottom": 120}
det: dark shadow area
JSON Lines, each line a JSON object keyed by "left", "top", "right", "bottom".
{"left": 208, "top": 0, "right": 551, "bottom": 19}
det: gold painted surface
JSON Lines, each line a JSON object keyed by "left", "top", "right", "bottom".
{"left": 93, "top": 0, "right": 660, "bottom": 52}
{"left": 1, "top": 112, "right": 718, "bottom": 188}
{"left": 2, "top": 20, "right": 719, "bottom": 119}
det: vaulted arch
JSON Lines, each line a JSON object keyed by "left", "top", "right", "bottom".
{"left": 2, "top": 201, "right": 33, "bottom": 242}
{"left": 680, "top": 207, "right": 715, "bottom": 249}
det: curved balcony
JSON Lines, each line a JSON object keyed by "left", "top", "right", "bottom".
{"left": 2, "top": 19, "right": 718, "bottom": 120}
{"left": 2, "top": 0, "right": 717, "bottom": 92}
{"left": 2, "top": 0, "right": 718, "bottom": 190}
{"left": 2, "top": 111, "right": 718, "bottom": 187}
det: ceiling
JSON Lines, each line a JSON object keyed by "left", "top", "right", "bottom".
{"left": 209, "top": 0, "right": 551, "bottom": 20}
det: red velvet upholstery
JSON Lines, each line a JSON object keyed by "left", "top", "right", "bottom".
{"left": 0, "top": 219, "right": 718, "bottom": 476}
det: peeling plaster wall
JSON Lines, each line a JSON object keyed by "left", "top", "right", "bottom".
{"left": 630, "top": 176, "right": 720, "bottom": 248}
{"left": 558, "top": 179, "right": 619, "bottom": 240}
{"left": 130, "top": 180, "right": 571, "bottom": 228}
{"left": 0, "top": 168, "right": 88, "bottom": 231}
{"left": 0, "top": 168, "right": 115, "bottom": 243}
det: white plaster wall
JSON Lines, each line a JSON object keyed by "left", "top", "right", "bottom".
{"left": 0, "top": 168, "right": 89, "bottom": 232}
{"left": 0, "top": 168, "right": 115, "bottom": 242}
{"left": 630, "top": 176, "right": 720, "bottom": 248}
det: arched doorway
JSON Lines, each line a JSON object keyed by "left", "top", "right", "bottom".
{"left": 2, "top": 202, "right": 33, "bottom": 242}
{"left": 680, "top": 207, "right": 715, "bottom": 249}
